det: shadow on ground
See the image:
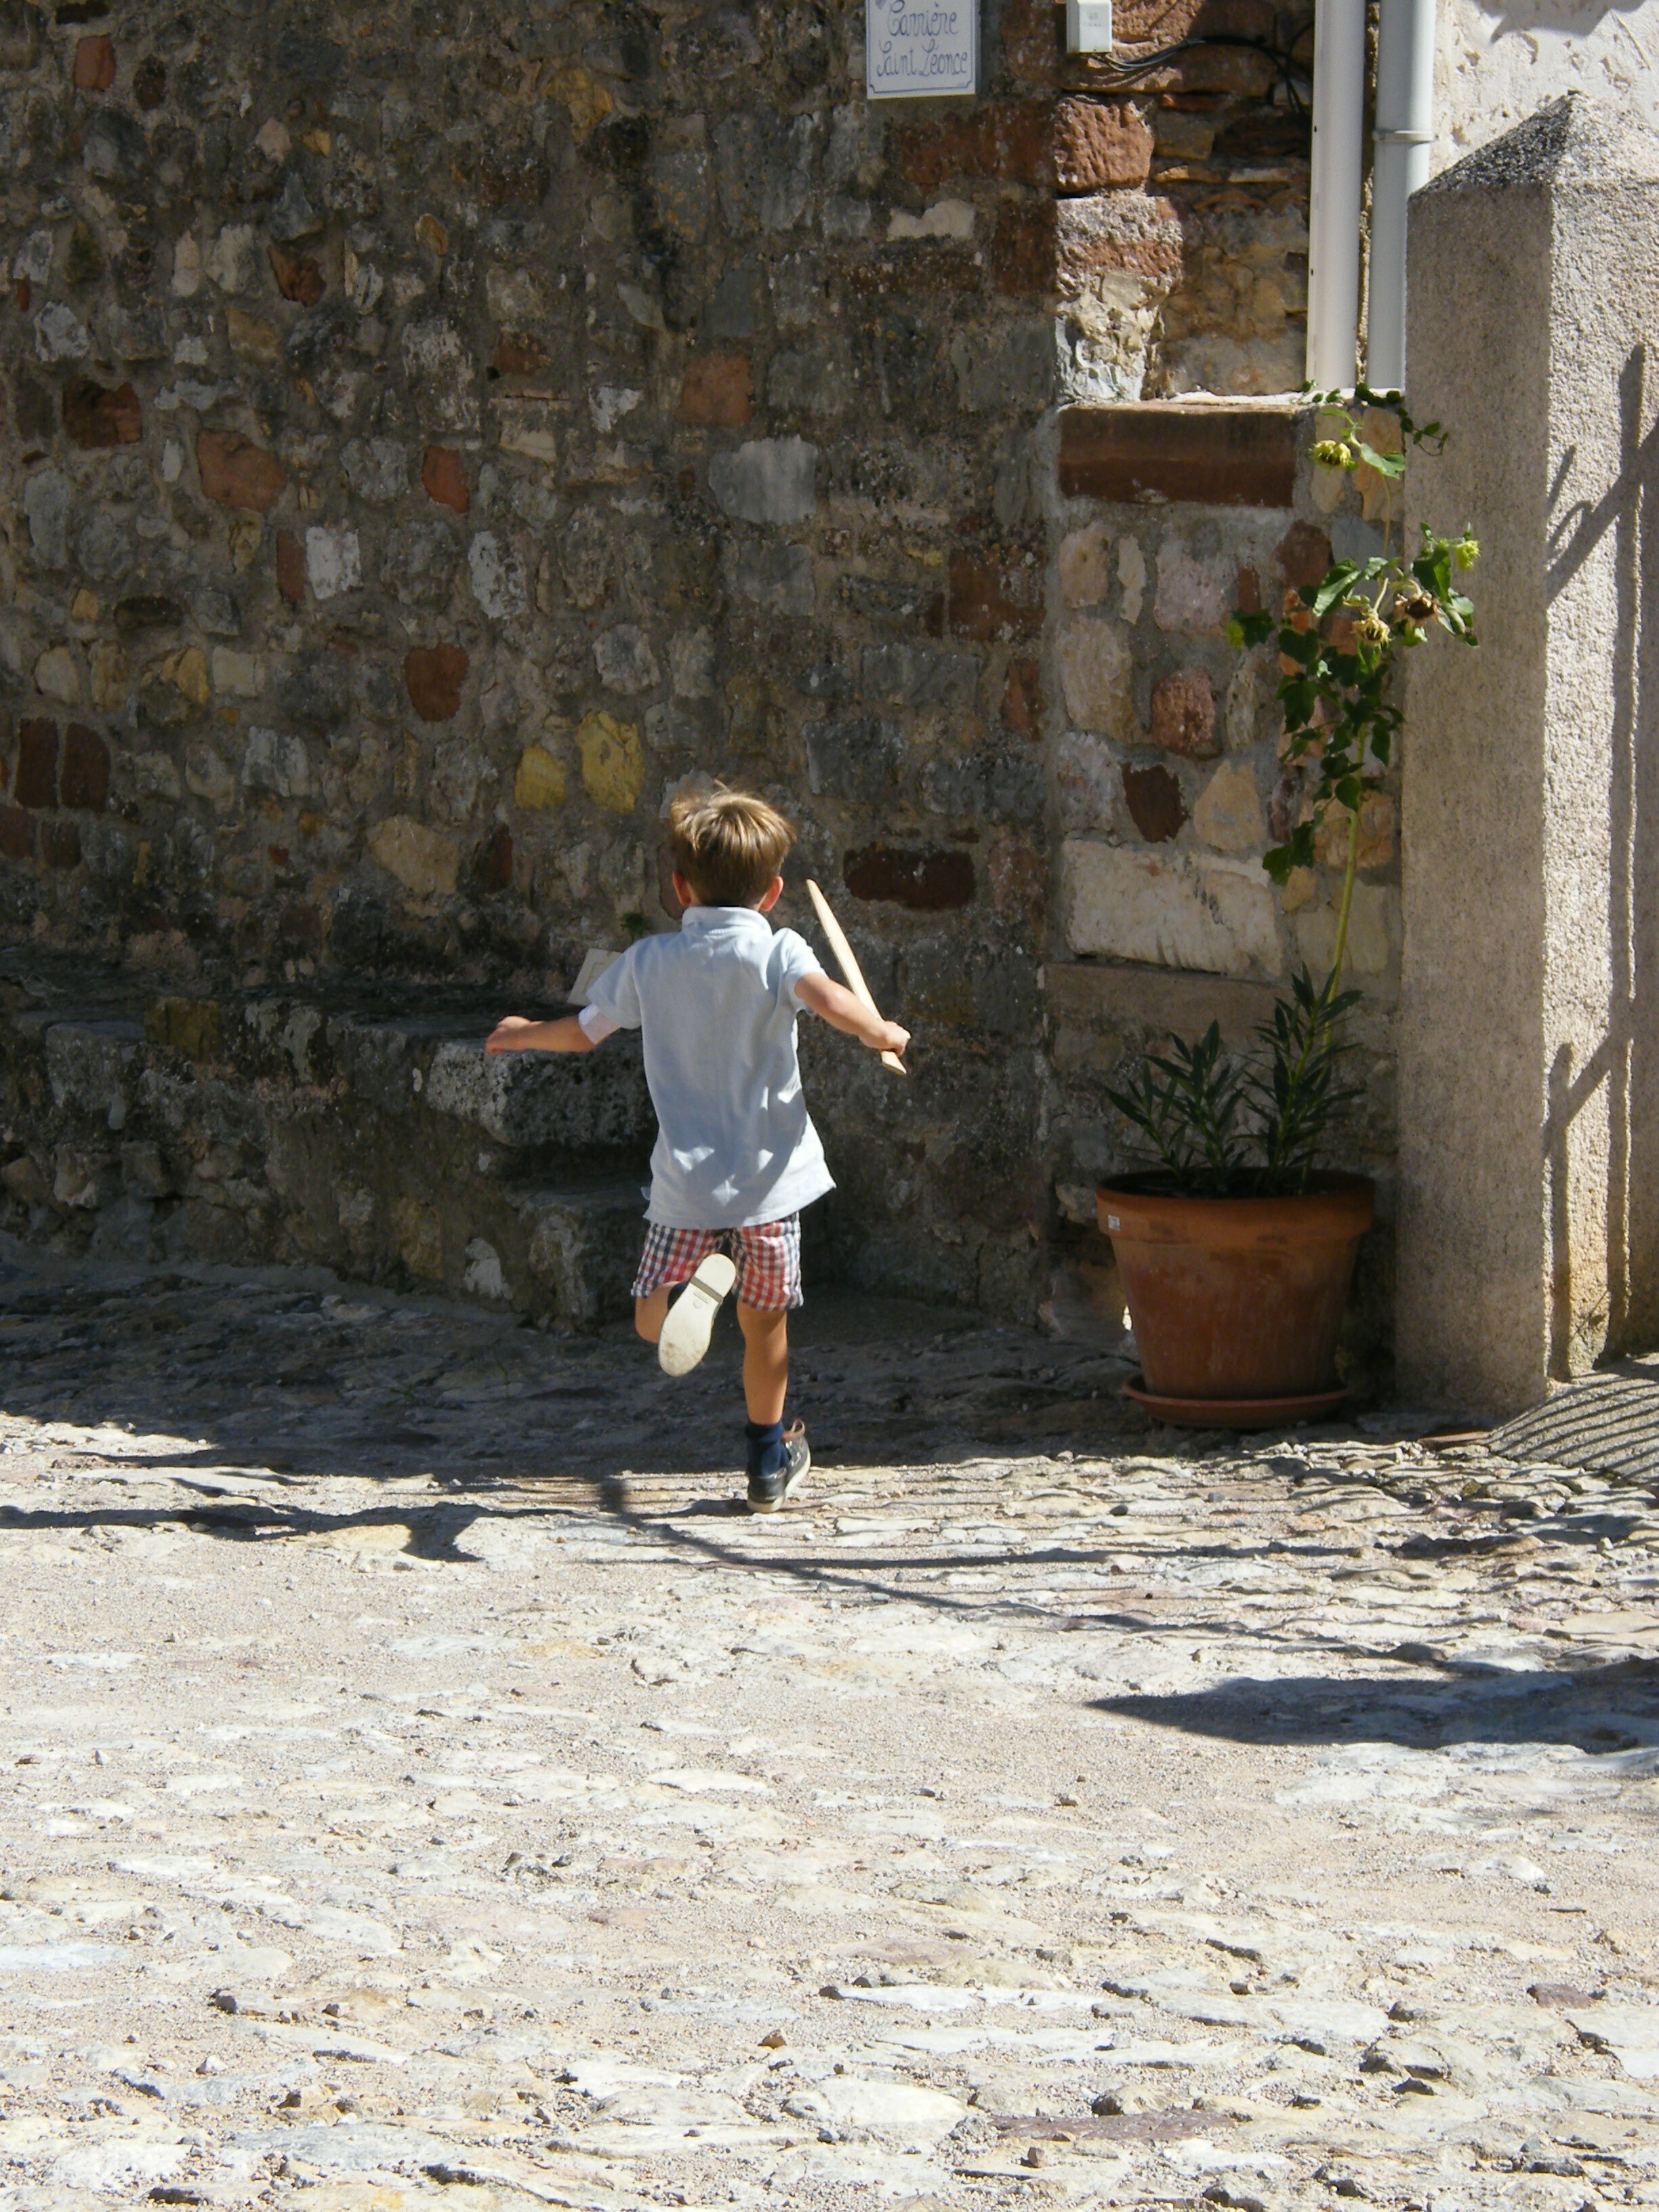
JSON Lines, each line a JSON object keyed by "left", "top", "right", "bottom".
{"left": 1094, "top": 1658, "right": 1659, "bottom": 1755}
{"left": 0, "top": 1242, "right": 1160, "bottom": 1492}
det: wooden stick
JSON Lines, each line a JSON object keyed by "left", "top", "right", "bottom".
{"left": 804, "top": 878, "right": 907, "bottom": 1076}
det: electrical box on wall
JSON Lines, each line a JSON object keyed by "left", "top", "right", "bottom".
{"left": 866, "top": 0, "right": 979, "bottom": 95}
{"left": 1065, "top": 0, "right": 1112, "bottom": 51}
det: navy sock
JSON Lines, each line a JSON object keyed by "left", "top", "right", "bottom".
{"left": 745, "top": 1418, "right": 785, "bottom": 1481}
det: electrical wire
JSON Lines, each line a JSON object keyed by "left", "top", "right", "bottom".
{"left": 1084, "top": 30, "right": 1313, "bottom": 115}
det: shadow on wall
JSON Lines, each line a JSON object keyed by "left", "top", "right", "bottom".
{"left": 1469, "top": 0, "right": 1652, "bottom": 40}
{"left": 1544, "top": 340, "right": 1659, "bottom": 1366}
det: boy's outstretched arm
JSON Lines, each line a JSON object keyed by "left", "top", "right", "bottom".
{"left": 795, "top": 971, "right": 910, "bottom": 1060}
{"left": 486, "top": 1015, "right": 597, "bottom": 1055}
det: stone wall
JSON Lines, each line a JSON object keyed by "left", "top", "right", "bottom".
{"left": 0, "top": 0, "right": 1328, "bottom": 1322}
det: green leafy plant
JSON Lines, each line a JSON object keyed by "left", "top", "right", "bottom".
{"left": 1104, "top": 1021, "right": 1252, "bottom": 1195}
{"left": 1105, "top": 966, "right": 1364, "bottom": 1197}
{"left": 1108, "top": 388, "right": 1478, "bottom": 1198}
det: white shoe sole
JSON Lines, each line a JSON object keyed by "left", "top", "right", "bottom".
{"left": 657, "top": 1252, "right": 737, "bottom": 1376}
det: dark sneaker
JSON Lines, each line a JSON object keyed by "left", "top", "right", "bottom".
{"left": 747, "top": 1422, "right": 810, "bottom": 1514}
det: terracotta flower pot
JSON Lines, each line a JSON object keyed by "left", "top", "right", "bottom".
{"left": 1097, "top": 1174, "right": 1374, "bottom": 1404}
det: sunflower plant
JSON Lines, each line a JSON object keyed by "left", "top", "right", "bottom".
{"left": 1226, "top": 383, "right": 1478, "bottom": 981}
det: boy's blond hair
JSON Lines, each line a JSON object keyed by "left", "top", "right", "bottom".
{"left": 667, "top": 785, "right": 795, "bottom": 908}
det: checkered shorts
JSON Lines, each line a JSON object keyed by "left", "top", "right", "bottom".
{"left": 632, "top": 1216, "right": 802, "bottom": 1312}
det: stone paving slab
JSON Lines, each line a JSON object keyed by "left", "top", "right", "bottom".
{"left": 0, "top": 1239, "right": 1656, "bottom": 2209}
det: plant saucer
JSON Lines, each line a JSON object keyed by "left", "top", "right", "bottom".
{"left": 1122, "top": 1374, "right": 1351, "bottom": 1430}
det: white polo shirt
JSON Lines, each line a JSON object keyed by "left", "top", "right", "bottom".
{"left": 580, "top": 905, "right": 836, "bottom": 1230}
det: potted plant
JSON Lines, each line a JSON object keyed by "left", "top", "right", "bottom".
{"left": 1098, "top": 388, "right": 1479, "bottom": 1426}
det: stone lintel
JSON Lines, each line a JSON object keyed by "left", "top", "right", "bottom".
{"left": 1057, "top": 402, "right": 1300, "bottom": 508}
{"left": 1044, "top": 958, "right": 1279, "bottom": 1047}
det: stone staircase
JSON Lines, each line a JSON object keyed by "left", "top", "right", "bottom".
{"left": 0, "top": 946, "right": 655, "bottom": 1326}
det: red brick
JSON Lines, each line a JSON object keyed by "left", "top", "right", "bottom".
{"left": 1235, "top": 565, "right": 1262, "bottom": 614}
{"left": 1103, "top": 43, "right": 1275, "bottom": 94}
{"left": 890, "top": 102, "right": 1052, "bottom": 194}
{"left": 62, "top": 374, "right": 141, "bottom": 449}
{"left": 14, "top": 720, "right": 58, "bottom": 809}
{"left": 987, "top": 833, "right": 1045, "bottom": 925}
{"left": 1122, "top": 762, "right": 1187, "bottom": 841}
{"left": 58, "top": 724, "right": 109, "bottom": 811}
{"left": 948, "top": 552, "right": 1042, "bottom": 643}
{"left": 471, "top": 823, "right": 514, "bottom": 896}
{"left": 491, "top": 333, "right": 549, "bottom": 375}
{"left": 1214, "top": 108, "right": 1311, "bottom": 163}
{"left": 1275, "top": 520, "right": 1333, "bottom": 590}
{"left": 1001, "top": 657, "right": 1042, "bottom": 740}
{"left": 422, "top": 447, "right": 470, "bottom": 514}
{"left": 1057, "top": 192, "right": 1183, "bottom": 287}
{"left": 39, "top": 817, "right": 81, "bottom": 869}
{"left": 404, "top": 644, "right": 468, "bottom": 722}
{"left": 1150, "top": 670, "right": 1218, "bottom": 757}
{"left": 844, "top": 845, "right": 976, "bottom": 910}
{"left": 1054, "top": 98, "right": 1155, "bottom": 191}
{"left": 275, "top": 529, "right": 306, "bottom": 602}
{"left": 0, "top": 806, "right": 33, "bottom": 861}
{"left": 71, "top": 32, "right": 113, "bottom": 88}
{"left": 278, "top": 901, "right": 322, "bottom": 951}
{"left": 1113, "top": 0, "right": 1275, "bottom": 37}
{"left": 268, "top": 241, "right": 326, "bottom": 307}
{"left": 678, "top": 354, "right": 753, "bottom": 429}
{"left": 197, "top": 430, "right": 286, "bottom": 513}
{"left": 991, "top": 203, "right": 1055, "bottom": 300}
{"left": 848, "top": 247, "right": 983, "bottom": 305}
{"left": 1057, "top": 404, "right": 1296, "bottom": 507}
{"left": 479, "top": 156, "right": 550, "bottom": 208}
{"left": 114, "top": 594, "right": 184, "bottom": 632}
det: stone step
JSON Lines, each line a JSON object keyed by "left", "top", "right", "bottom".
{"left": 0, "top": 947, "right": 655, "bottom": 1326}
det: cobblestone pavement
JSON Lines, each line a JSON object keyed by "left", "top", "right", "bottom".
{"left": 1, "top": 1240, "right": 1657, "bottom": 2212}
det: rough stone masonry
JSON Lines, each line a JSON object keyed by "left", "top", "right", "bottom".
{"left": 0, "top": 0, "right": 1412, "bottom": 1345}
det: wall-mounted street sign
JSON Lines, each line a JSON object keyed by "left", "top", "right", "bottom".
{"left": 865, "top": 0, "right": 978, "bottom": 98}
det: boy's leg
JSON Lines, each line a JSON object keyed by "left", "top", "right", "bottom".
{"left": 651, "top": 1226, "right": 737, "bottom": 1377}
{"left": 634, "top": 1225, "right": 731, "bottom": 1372}
{"left": 634, "top": 1286, "right": 671, "bottom": 1344}
{"left": 737, "top": 1301, "right": 789, "bottom": 1424}
{"left": 732, "top": 1219, "right": 809, "bottom": 1513}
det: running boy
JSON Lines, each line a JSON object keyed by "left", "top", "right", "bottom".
{"left": 485, "top": 787, "right": 909, "bottom": 1513}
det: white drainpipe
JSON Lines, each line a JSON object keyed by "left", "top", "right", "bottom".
{"left": 1305, "top": 0, "right": 1367, "bottom": 391}
{"left": 1367, "top": 0, "right": 1437, "bottom": 390}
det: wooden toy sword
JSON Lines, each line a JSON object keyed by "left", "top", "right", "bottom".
{"left": 804, "top": 879, "right": 907, "bottom": 1076}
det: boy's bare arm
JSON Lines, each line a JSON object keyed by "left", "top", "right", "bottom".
{"left": 485, "top": 1015, "right": 597, "bottom": 1055}
{"left": 794, "top": 971, "right": 910, "bottom": 1059}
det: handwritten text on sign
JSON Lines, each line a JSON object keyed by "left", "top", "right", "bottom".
{"left": 865, "top": 0, "right": 977, "bottom": 98}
